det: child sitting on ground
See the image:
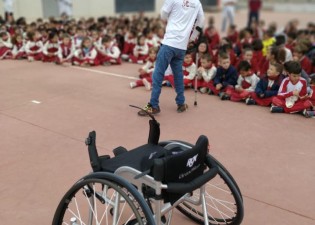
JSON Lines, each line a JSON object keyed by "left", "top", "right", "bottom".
{"left": 235, "top": 47, "right": 258, "bottom": 74}
{"left": 42, "top": 32, "right": 59, "bottom": 62}
{"left": 11, "top": 33, "right": 26, "bottom": 60}
{"left": 57, "top": 34, "right": 75, "bottom": 65}
{"left": 0, "top": 31, "right": 13, "bottom": 59}
{"left": 25, "top": 31, "right": 44, "bottom": 61}
{"left": 97, "top": 35, "right": 121, "bottom": 66}
{"left": 196, "top": 53, "right": 217, "bottom": 93}
{"left": 164, "top": 51, "right": 197, "bottom": 88}
{"left": 130, "top": 47, "right": 158, "bottom": 90}
{"left": 271, "top": 61, "right": 312, "bottom": 113}
{"left": 246, "top": 61, "right": 284, "bottom": 106}
{"left": 224, "top": 60, "right": 260, "bottom": 102}
{"left": 129, "top": 34, "right": 149, "bottom": 64}
{"left": 72, "top": 37, "right": 99, "bottom": 66}
{"left": 209, "top": 52, "right": 238, "bottom": 98}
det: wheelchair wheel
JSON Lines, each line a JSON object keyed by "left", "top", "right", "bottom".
{"left": 176, "top": 161, "right": 244, "bottom": 225}
{"left": 52, "top": 172, "right": 155, "bottom": 225}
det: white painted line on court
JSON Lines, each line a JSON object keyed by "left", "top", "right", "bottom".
{"left": 31, "top": 100, "right": 41, "bottom": 104}
{"left": 72, "top": 66, "right": 137, "bottom": 80}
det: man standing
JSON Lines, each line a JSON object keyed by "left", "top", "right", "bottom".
{"left": 247, "top": 0, "right": 262, "bottom": 28}
{"left": 3, "top": 0, "right": 14, "bottom": 21}
{"left": 138, "top": 0, "right": 204, "bottom": 116}
{"left": 221, "top": 0, "right": 237, "bottom": 33}
{"left": 57, "top": 0, "right": 73, "bottom": 17}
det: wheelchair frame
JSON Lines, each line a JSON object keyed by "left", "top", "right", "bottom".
{"left": 52, "top": 108, "right": 244, "bottom": 225}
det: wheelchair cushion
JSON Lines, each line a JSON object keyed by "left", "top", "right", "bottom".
{"left": 100, "top": 144, "right": 167, "bottom": 173}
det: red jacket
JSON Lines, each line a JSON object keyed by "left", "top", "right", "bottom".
{"left": 300, "top": 56, "right": 312, "bottom": 75}
{"left": 249, "top": 0, "right": 262, "bottom": 12}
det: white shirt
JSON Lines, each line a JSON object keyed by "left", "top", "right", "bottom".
{"left": 3, "top": 0, "right": 13, "bottom": 12}
{"left": 161, "top": 0, "right": 204, "bottom": 50}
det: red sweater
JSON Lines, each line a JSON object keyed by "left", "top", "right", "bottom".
{"left": 249, "top": 0, "right": 262, "bottom": 12}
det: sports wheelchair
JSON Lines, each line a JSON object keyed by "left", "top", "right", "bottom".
{"left": 52, "top": 106, "right": 244, "bottom": 225}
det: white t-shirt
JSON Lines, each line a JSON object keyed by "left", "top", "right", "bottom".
{"left": 161, "top": 0, "right": 204, "bottom": 50}
{"left": 3, "top": 0, "right": 13, "bottom": 12}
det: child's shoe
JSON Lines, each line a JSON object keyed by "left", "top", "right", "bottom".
{"left": 303, "top": 109, "right": 315, "bottom": 118}
{"left": 130, "top": 82, "right": 137, "bottom": 89}
{"left": 142, "top": 78, "right": 151, "bottom": 91}
{"left": 220, "top": 93, "right": 230, "bottom": 100}
{"left": 245, "top": 98, "right": 256, "bottom": 105}
{"left": 199, "top": 87, "right": 208, "bottom": 94}
{"left": 270, "top": 106, "right": 284, "bottom": 113}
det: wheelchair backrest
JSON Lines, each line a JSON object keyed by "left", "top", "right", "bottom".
{"left": 153, "top": 135, "right": 208, "bottom": 184}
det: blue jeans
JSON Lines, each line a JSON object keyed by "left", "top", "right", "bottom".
{"left": 149, "top": 44, "right": 186, "bottom": 108}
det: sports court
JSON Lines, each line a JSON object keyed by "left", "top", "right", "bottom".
{"left": 0, "top": 9, "right": 314, "bottom": 225}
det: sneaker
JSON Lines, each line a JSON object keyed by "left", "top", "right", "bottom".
{"left": 103, "top": 62, "right": 111, "bottom": 66}
{"left": 303, "top": 109, "right": 315, "bottom": 118}
{"left": 270, "top": 106, "right": 284, "bottom": 113}
{"left": 138, "top": 103, "right": 161, "bottom": 116}
{"left": 200, "top": 87, "right": 208, "bottom": 94}
{"left": 142, "top": 78, "right": 151, "bottom": 91}
{"left": 207, "top": 89, "right": 214, "bottom": 95}
{"left": 177, "top": 104, "right": 188, "bottom": 113}
{"left": 130, "top": 82, "right": 137, "bottom": 89}
{"left": 245, "top": 98, "right": 256, "bottom": 105}
{"left": 220, "top": 93, "right": 230, "bottom": 100}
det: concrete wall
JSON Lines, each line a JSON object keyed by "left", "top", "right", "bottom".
{"left": 0, "top": 0, "right": 44, "bottom": 20}
{"left": 0, "top": 0, "right": 165, "bottom": 21}
{"left": 1, "top": 0, "right": 315, "bottom": 22}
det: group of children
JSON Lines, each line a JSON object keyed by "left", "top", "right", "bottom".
{"left": 1, "top": 14, "right": 315, "bottom": 117}
{"left": 128, "top": 16, "right": 315, "bottom": 118}
{"left": 0, "top": 14, "right": 163, "bottom": 66}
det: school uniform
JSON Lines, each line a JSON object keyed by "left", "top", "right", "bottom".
{"left": 12, "top": 41, "right": 27, "bottom": 59}
{"left": 166, "top": 61, "right": 197, "bottom": 87}
{"left": 42, "top": 41, "right": 59, "bottom": 62}
{"left": 134, "top": 59, "right": 156, "bottom": 87}
{"left": 226, "top": 73, "right": 260, "bottom": 102}
{"left": 121, "top": 34, "right": 136, "bottom": 59}
{"left": 129, "top": 44, "right": 149, "bottom": 64}
{"left": 253, "top": 50, "right": 264, "bottom": 71}
{"left": 145, "top": 37, "right": 158, "bottom": 48}
{"left": 97, "top": 42, "right": 121, "bottom": 65}
{"left": 57, "top": 42, "right": 75, "bottom": 63}
{"left": 138, "top": 58, "right": 156, "bottom": 79}
{"left": 299, "top": 56, "right": 312, "bottom": 75}
{"left": 272, "top": 76, "right": 312, "bottom": 113}
{"left": 0, "top": 32, "right": 13, "bottom": 59}
{"left": 251, "top": 74, "right": 283, "bottom": 106}
{"left": 72, "top": 46, "right": 99, "bottom": 66}
{"left": 209, "top": 65, "right": 238, "bottom": 95}
{"left": 195, "top": 65, "right": 217, "bottom": 89}
{"left": 25, "top": 40, "right": 44, "bottom": 61}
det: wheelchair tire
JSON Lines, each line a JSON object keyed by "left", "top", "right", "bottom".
{"left": 52, "top": 172, "right": 155, "bottom": 225}
{"left": 176, "top": 164, "right": 244, "bottom": 225}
